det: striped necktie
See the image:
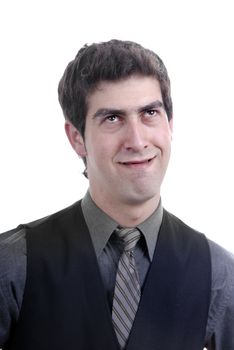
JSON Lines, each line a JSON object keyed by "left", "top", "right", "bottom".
{"left": 112, "top": 227, "right": 141, "bottom": 349}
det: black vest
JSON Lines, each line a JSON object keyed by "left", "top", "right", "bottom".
{"left": 5, "top": 201, "right": 211, "bottom": 350}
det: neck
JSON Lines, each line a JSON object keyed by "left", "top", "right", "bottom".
{"left": 89, "top": 190, "right": 160, "bottom": 227}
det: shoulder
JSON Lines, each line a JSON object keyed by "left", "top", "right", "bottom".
{"left": 208, "top": 239, "right": 234, "bottom": 283}
{"left": 164, "top": 211, "right": 234, "bottom": 281}
{"left": 208, "top": 239, "right": 234, "bottom": 307}
{"left": 208, "top": 239, "right": 234, "bottom": 308}
{"left": 0, "top": 227, "right": 27, "bottom": 297}
{"left": 0, "top": 227, "right": 27, "bottom": 344}
{"left": 0, "top": 226, "right": 26, "bottom": 277}
{"left": 21, "top": 200, "right": 82, "bottom": 233}
{"left": 162, "top": 210, "right": 208, "bottom": 243}
{"left": 0, "top": 200, "right": 81, "bottom": 285}
{"left": 206, "top": 239, "right": 234, "bottom": 345}
{"left": 163, "top": 209, "right": 202, "bottom": 233}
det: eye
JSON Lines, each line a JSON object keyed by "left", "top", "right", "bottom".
{"left": 105, "top": 115, "right": 120, "bottom": 123}
{"left": 145, "top": 109, "right": 158, "bottom": 117}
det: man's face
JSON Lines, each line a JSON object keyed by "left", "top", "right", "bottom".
{"left": 76, "top": 75, "right": 173, "bottom": 208}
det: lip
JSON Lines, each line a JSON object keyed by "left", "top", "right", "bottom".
{"left": 118, "top": 156, "right": 156, "bottom": 168}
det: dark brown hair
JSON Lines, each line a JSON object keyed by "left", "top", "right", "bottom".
{"left": 58, "top": 39, "right": 172, "bottom": 137}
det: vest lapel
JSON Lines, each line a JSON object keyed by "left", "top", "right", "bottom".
{"left": 73, "top": 203, "right": 120, "bottom": 349}
{"left": 9, "top": 201, "right": 120, "bottom": 350}
{"left": 126, "top": 210, "right": 211, "bottom": 350}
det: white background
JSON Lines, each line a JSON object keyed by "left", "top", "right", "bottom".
{"left": 0, "top": 0, "right": 233, "bottom": 253}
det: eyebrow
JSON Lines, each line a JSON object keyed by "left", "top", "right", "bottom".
{"left": 92, "top": 100, "right": 164, "bottom": 119}
{"left": 138, "top": 100, "right": 164, "bottom": 113}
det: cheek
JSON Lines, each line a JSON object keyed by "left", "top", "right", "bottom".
{"left": 153, "top": 131, "right": 171, "bottom": 148}
{"left": 89, "top": 135, "right": 118, "bottom": 158}
{"left": 87, "top": 143, "right": 111, "bottom": 167}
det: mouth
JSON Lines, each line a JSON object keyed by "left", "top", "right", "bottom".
{"left": 118, "top": 156, "right": 156, "bottom": 167}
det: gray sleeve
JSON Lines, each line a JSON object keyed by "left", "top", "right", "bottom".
{"left": 205, "top": 240, "right": 234, "bottom": 350}
{"left": 0, "top": 228, "right": 26, "bottom": 347}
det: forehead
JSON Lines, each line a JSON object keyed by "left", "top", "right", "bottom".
{"left": 86, "top": 75, "right": 162, "bottom": 113}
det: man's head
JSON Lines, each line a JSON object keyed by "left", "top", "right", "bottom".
{"left": 58, "top": 40, "right": 173, "bottom": 218}
{"left": 58, "top": 39, "right": 172, "bottom": 142}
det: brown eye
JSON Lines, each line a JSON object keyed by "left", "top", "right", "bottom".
{"left": 146, "top": 109, "right": 157, "bottom": 116}
{"left": 105, "top": 115, "right": 119, "bottom": 122}
{"left": 143, "top": 109, "right": 159, "bottom": 120}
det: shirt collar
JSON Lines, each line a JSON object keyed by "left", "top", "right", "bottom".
{"left": 137, "top": 201, "right": 163, "bottom": 260}
{"left": 81, "top": 191, "right": 163, "bottom": 261}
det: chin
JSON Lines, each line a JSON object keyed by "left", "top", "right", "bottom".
{"left": 120, "top": 188, "right": 159, "bottom": 206}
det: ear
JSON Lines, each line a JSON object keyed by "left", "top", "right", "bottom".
{"left": 64, "top": 121, "right": 87, "bottom": 157}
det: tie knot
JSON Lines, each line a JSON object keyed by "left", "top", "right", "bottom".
{"left": 115, "top": 227, "right": 141, "bottom": 252}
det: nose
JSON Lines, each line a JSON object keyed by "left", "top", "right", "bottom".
{"left": 122, "top": 119, "right": 148, "bottom": 152}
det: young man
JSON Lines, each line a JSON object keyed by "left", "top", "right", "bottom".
{"left": 0, "top": 40, "right": 234, "bottom": 350}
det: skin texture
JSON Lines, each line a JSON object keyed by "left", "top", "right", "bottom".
{"left": 65, "top": 75, "right": 173, "bottom": 227}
